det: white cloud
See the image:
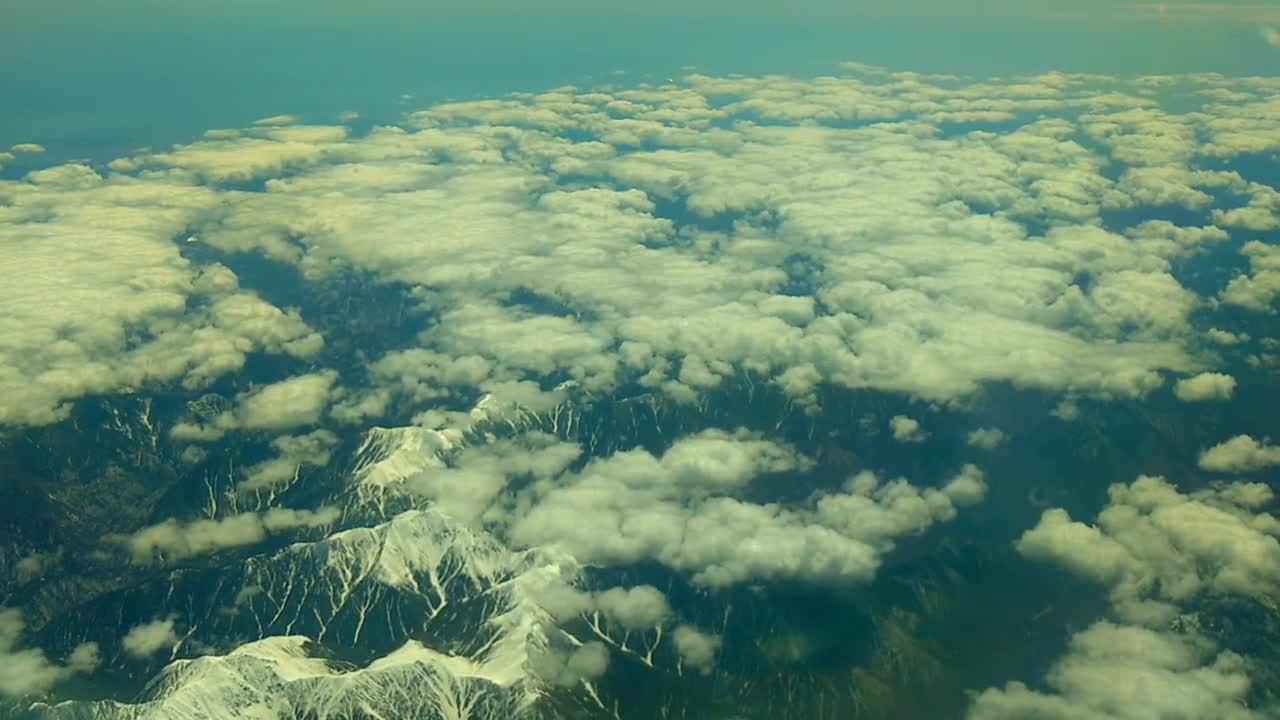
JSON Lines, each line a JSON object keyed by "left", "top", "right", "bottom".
{"left": 1199, "top": 435, "right": 1280, "bottom": 473}
{"left": 593, "top": 586, "right": 672, "bottom": 632}
{"left": 1017, "top": 475, "right": 1280, "bottom": 605}
{"left": 1264, "top": 25, "right": 1280, "bottom": 48}
{"left": 232, "top": 371, "right": 340, "bottom": 431}
{"left": 0, "top": 609, "right": 99, "bottom": 697}
{"left": 0, "top": 189, "right": 323, "bottom": 428}
{"left": 69, "top": 68, "right": 1235, "bottom": 430}
{"left": 240, "top": 429, "right": 340, "bottom": 491}
{"left": 14, "top": 552, "right": 54, "bottom": 585}
{"left": 889, "top": 415, "right": 928, "bottom": 443}
{"left": 10, "top": 143, "right": 45, "bottom": 154}
{"left": 253, "top": 114, "right": 301, "bottom": 126}
{"left": 672, "top": 625, "right": 721, "bottom": 674}
{"left": 401, "top": 432, "right": 581, "bottom": 525}
{"left": 110, "top": 124, "right": 350, "bottom": 183}
{"left": 942, "top": 464, "right": 989, "bottom": 507}
{"left": 121, "top": 618, "right": 178, "bottom": 659}
{"left": 1207, "top": 328, "right": 1248, "bottom": 345}
{"left": 969, "top": 622, "right": 1261, "bottom": 720}
{"left": 966, "top": 427, "right": 1006, "bottom": 449}
{"left": 1174, "top": 372, "right": 1236, "bottom": 402}
{"left": 531, "top": 641, "right": 610, "bottom": 688}
{"left": 977, "top": 474, "right": 1280, "bottom": 718}
{"left": 117, "top": 506, "right": 340, "bottom": 563}
{"left": 510, "top": 431, "right": 984, "bottom": 587}
{"left": 1222, "top": 241, "right": 1280, "bottom": 312}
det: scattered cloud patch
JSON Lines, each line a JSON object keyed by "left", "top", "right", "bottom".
{"left": 975, "top": 474, "right": 1280, "bottom": 718}
{"left": 1174, "top": 372, "right": 1236, "bottom": 401}
{"left": 969, "top": 621, "right": 1261, "bottom": 720}
{"left": 116, "top": 506, "right": 341, "bottom": 563}
{"left": 253, "top": 114, "right": 301, "bottom": 126}
{"left": 889, "top": 415, "right": 928, "bottom": 444}
{"left": 673, "top": 625, "right": 722, "bottom": 674}
{"left": 966, "top": 427, "right": 1006, "bottom": 449}
{"left": 509, "top": 430, "right": 985, "bottom": 587}
{"left": 1199, "top": 435, "right": 1280, "bottom": 473}
{"left": 0, "top": 609, "right": 99, "bottom": 697}
{"left": 121, "top": 618, "right": 178, "bottom": 659}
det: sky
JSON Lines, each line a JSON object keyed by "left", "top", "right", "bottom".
{"left": 3, "top": 0, "right": 1278, "bottom": 162}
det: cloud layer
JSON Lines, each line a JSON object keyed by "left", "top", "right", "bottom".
{"left": 6, "top": 66, "right": 1278, "bottom": 430}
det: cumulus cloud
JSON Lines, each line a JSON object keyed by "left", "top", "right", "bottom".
{"left": 975, "top": 474, "right": 1280, "bottom": 718}
{"left": 165, "top": 371, "right": 341, "bottom": 442}
{"left": 12, "top": 67, "right": 1269, "bottom": 432}
{"left": 593, "top": 585, "right": 673, "bottom": 632}
{"left": 117, "top": 506, "right": 340, "bottom": 563}
{"left": 672, "top": 625, "right": 721, "bottom": 674}
{"left": 240, "top": 429, "right": 340, "bottom": 491}
{"left": 233, "top": 371, "right": 340, "bottom": 431}
{"left": 1199, "top": 435, "right": 1280, "bottom": 473}
{"left": 14, "top": 552, "right": 54, "bottom": 585}
{"left": 0, "top": 203, "right": 323, "bottom": 427}
{"left": 1174, "top": 372, "right": 1236, "bottom": 401}
{"left": 1222, "top": 242, "right": 1280, "bottom": 312}
{"left": 966, "top": 427, "right": 1006, "bottom": 449}
{"left": 1264, "top": 25, "right": 1280, "bottom": 48}
{"left": 10, "top": 143, "right": 45, "bottom": 154}
{"left": 1018, "top": 475, "right": 1280, "bottom": 603}
{"left": 0, "top": 609, "right": 99, "bottom": 697}
{"left": 531, "top": 641, "right": 610, "bottom": 688}
{"left": 1207, "top": 328, "right": 1248, "bottom": 345}
{"left": 509, "top": 430, "right": 984, "bottom": 587}
{"left": 387, "top": 432, "right": 583, "bottom": 525}
{"left": 121, "top": 618, "right": 178, "bottom": 659}
{"left": 969, "top": 622, "right": 1260, "bottom": 720}
{"left": 889, "top": 415, "right": 927, "bottom": 443}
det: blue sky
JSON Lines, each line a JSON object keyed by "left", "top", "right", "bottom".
{"left": 3, "top": 0, "right": 1277, "bottom": 160}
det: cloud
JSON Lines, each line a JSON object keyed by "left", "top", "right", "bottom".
{"left": 109, "top": 124, "right": 350, "bottom": 183}
{"left": 105, "top": 68, "right": 1238, "bottom": 426}
{"left": 1222, "top": 242, "right": 1280, "bottom": 312}
{"left": 10, "top": 143, "right": 45, "bottom": 153}
{"left": 395, "top": 432, "right": 582, "bottom": 525}
{"left": 593, "top": 585, "right": 672, "bottom": 632}
{"left": 968, "top": 621, "right": 1260, "bottom": 720}
{"left": 1263, "top": 25, "right": 1280, "bottom": 47}
{"left": 1199, "top": 435, "right": 1280, "bottom": 473}
{"left": 890, "top": 415, "right": 928, "bottom": 443}
{"left": 116, "top": 506, "right": 340, "bottom": 563}
{"left": 0, "top": 198, "right": 323, "bottom": 427}
{"left": 1174, "top": 372, "right": 1236, "bottom": 401}
{"left": 975, "top": 474, "right": 1279, "bottom": 718}
{"left": 531, "top": 641, "right": 610, "bottom": 688}
{"left": 121, "top": 618, "right": 178, "bottom": 659}
{"left": 233, "top": 371, "right": 340, "bottom": 431}
{"left": 240, "top": 429, "right": 340, "bottom": 491}
{"left": 14, "top": 552, "right": 54, "bottom": 585}
{"left": 0, "top": 609, "right": 99, "bottom": 697}
{"left": 942, "top": 464, "right": 989, "bottom": 508}
{"left": 509, "top": 431, "right": 985, "bottom": 587}
{"left": 12, "top": 67, "right": 1269, "bottom": 433}
{"left": 966, "top": 427, "right": 1006, "bottom": 449}
{"left": 672, "top": 625, "right": 721, "bottom": 674}
{"left": 1017, "top": 475, "right": 1280, "bottom": 606}
{"left": 1207, "top": 328, "right": 1248, "bottom": 345}
{"left": 253, "top": 114, "right": 301, "bottom": 126}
